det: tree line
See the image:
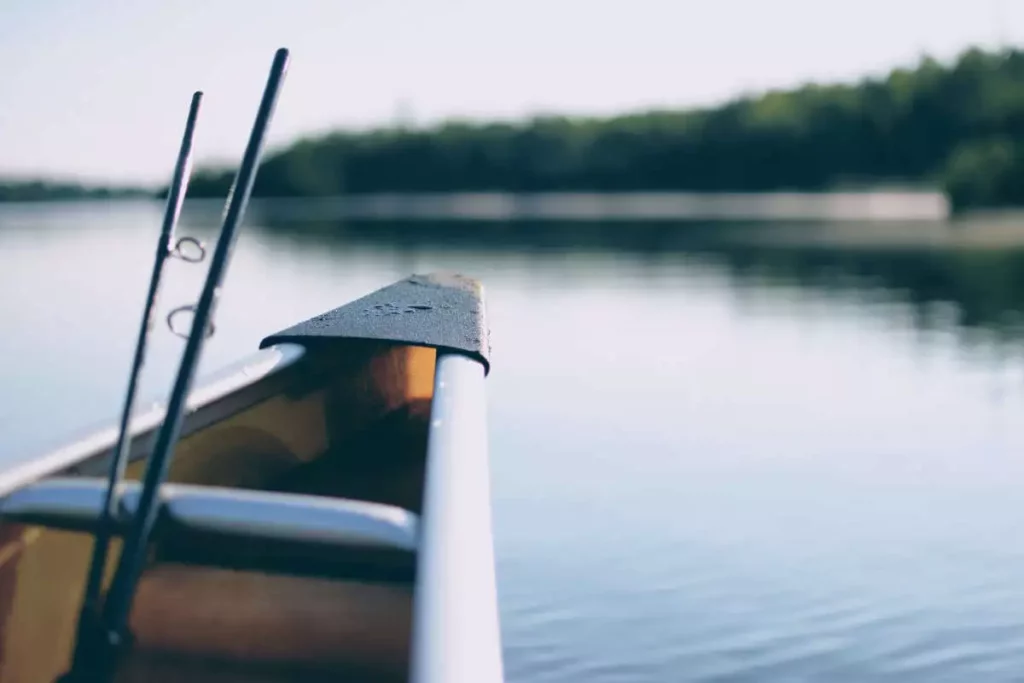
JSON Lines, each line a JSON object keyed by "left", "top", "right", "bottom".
{"left": 7, "top": 48, "right": 1024, "bottom": 210}
{"left": 0, "top": 180, "right": 144, "bottom": 203}
{"left": 181, "top": 48, "right": 1024, "bottom": 210}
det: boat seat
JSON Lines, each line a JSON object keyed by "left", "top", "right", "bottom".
{"left": 118, "top": 564, "right": 411, "bottom": 682}
{"left": 0, "top": 478, "right": 418, "bottom": 582}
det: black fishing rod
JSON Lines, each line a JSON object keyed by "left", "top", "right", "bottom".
{"left": 60, "top": 90, "right": 205, "bottom": 681}
{"left": 90, "top": 47, "right": 290, "bottom": 676}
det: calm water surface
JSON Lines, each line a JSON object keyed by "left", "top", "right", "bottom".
{"left": 4, "top": 201, "right": 1024, "bottom": 681}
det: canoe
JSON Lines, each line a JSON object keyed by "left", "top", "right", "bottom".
{"left": 0, "top": 272, "right": 502, "bottom": 683}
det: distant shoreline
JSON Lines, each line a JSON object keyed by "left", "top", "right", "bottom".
{"left": 248, "top": 190, "right": 951, "bottom": 223}
{"left": 0, "top": 190, "right": 950, "bottom": 223}
{"left": 0, "top": 181, "right": 148, "bottom": 203}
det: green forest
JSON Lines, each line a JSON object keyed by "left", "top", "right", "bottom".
{"left": 5, "top": 47, "right": 1024, "bottom": 209}
{"left": 181, "top": 47, "right": 1024, "bottom": 210}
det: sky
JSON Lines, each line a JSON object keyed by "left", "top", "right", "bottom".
{"left": 1, "top": 0, "right": 1023, "bottom": 184}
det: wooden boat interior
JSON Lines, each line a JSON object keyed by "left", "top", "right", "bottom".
{"left": 0, "top": 338, "right": 438, "bottom": 682}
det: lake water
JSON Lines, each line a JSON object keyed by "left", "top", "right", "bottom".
{"left": 4, "top": 200, "right": 1024, "bottom": 681}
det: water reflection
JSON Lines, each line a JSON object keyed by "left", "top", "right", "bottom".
{"left": 250, "top": 210, "right": 1024, "bottom": 359}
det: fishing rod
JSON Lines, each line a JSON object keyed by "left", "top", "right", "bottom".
{"left": 60, "top": 89, "right": 205, "bottom": 680}
{"left": 91, "top": 47, "right": 290, "bottom": 675}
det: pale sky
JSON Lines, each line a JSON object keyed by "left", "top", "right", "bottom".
{"left": 1, "top": 0, "right": 1022, "bottom": 184}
